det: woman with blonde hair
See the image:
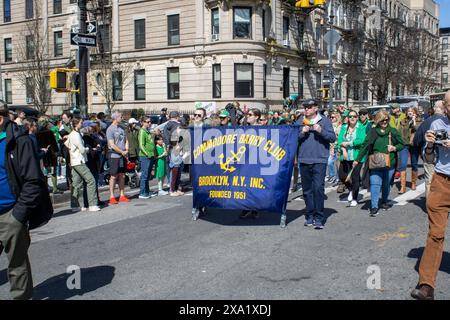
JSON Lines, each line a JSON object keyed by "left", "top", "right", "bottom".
{"left": 397, "top": 107, "right": 422, "bottom": 193}
{"left": 353, "top": 110, "right": 404, "bottom": 216}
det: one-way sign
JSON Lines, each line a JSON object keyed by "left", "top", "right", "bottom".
{"left": 70, "top": 33, "right": 97, "bottom": 47}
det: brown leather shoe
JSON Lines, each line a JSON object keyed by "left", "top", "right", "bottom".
{"left": 411, "top": 284, "right": 434, "bottom": 300}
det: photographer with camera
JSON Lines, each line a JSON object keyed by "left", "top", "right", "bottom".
{"left": 411, "top": 90, "right": 450, "bottom": 300}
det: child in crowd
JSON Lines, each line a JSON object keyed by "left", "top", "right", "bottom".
{"left": 155, "top": 135, "right": 169, "bottom": 196}
{"left": 168, "top": 134, "right": 185, "bottom": 197}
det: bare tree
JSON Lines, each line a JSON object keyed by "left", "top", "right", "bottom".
{"left": 15, "top": 1, "right": 51, "bottom": 114}
{"left": 88, "top": 0, "right": 134, "bottom": 114}
{"left": 364, "top": 18, "right": 409, "bottom": 104}
{"left": 402, "top": 26, "right": 441, "bottom": 96}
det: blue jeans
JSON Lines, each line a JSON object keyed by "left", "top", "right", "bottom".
{"left": 327, "top": 154, "right": 337, "bottom": 178}
{"left": 139, "top": 156, "right": 155, "bottom": 196}
{"left": 370, "top": 167, "right": 395, "bottom": 209}
{"left": 398, "top": 145, "right": 420, "bottom": 172}
{"left": 300, "top": 163, "right": 327, "bottom": 223}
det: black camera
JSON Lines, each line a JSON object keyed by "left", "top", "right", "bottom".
{"left": 434, "top": 129, "right": 449, "bottom": 144}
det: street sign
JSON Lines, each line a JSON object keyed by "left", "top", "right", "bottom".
{"left": 86, "top": 21, "right": 97, "bottom": 34}
{"left": 70, "top": 33, "right": 97, "bottom": 47}
{"left": 71, "top": 21, "right": 97, "bottom": 34}
{"left": 324, "top": 29, "right": 341, "bottom": 57}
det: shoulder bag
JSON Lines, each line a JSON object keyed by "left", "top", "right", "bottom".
{"left": 368, "top": 130, "right": 391, "bottom": 170}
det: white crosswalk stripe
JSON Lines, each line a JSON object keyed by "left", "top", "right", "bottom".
{"left": 392, "top": 183, "right": 425, "bottom": 206}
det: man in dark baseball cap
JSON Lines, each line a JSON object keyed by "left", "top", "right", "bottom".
{"left": 302, "top": 99, "right": 319, "bottom": 107}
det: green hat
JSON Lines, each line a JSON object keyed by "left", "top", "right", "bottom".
{"left": 219, "top": 110, "right": 230, "bottom": 118}
{"left": 342, "top": 110, "right": 350, "bottom": 117}
{"left": 268, "top": 111, "right": 274, "bottom": 115}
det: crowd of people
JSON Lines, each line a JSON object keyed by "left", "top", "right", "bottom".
{"left": 1, "top": 99, "right": 444, "bottom": 217}
{"left": 0, "top": 89, "right": 449, "bottom": 300}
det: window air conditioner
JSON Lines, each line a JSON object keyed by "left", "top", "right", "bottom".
{"left": 211, "top": 34, "right": 219, "bottom": 42}
{"left": 283, "top": 39, "right": 290, "bottom": 47}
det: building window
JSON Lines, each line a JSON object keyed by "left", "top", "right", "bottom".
{"left": 233, "top": 7, "right": 251, "bottom": 39}
{"left": 212, "top": 64, "right": 221, "bottom": 98}
{"left": 98, "top": 24, "right": 111, "bottom": 53}
{"left": 26, "top": 77, "right": 33, "bottom": 103}
{"left": 167, "top": 67, "right": 180, "bottom": 99}
{"left": 4, "top": 38, "right": 12, "bottom": 62}
{"left": 234, "top": 63, "right": 253, "bottom": 98}
{"left": 112, "top": 71, "right": 123, "bottom": 101}
{"left": 283, "top": 68, "right": 290, "bottom": 99}
{"left": 443, "top": 55, "right": 448, "bottom": 66}
{"left": 262, "top": 9, "right": 266, "bottom": 40}
{"left": 70, "top": 0, "right": 77, "bottom": 3}
{"left": 298, "top": 69, "right": 304, "bottom": 98}
{"left": 4, "top": 0, "right": 11, "bottom": 22}
{"left": 211, "top": 8, "right": 219, "bottom": 36}
{"left": 298, "top": 21, "right": 305, "bottom": 50}
{"left": 443, "top": 73, "right": 449, "bottom": 85}
{"left": 353, "top": 81, "right": 360, "bottom": 100}
{"left": 168, "top": 14, "right": 180, "bottom": 46}
{"left": 4, "top": 79, "right": 12, "bottom": 104}
{"left": 134, "top": 69, "right": 145, "bottom": 100}
{"left": 26, "top": 35, "right": 35, "bottom": 60}
{"left": 54, "top": 31, "right": 63, "bottom": 57}
{"left": 283, "top": 16, "right": 289, "bottom": 44}
{"left": 54, "top": 0, "right": 62, "bottom": 14}
{"left": 315, "top": 72, "right": 321, "bottom": 91}
{"left": 25, "top": 0, "right": 33, "bottom": 19}
{"left": 263, "top": 64, "right": 267, "bottom": 98}
{"left": 362, "top": 81, "right": 369, "bottom": 101}
{"left": 134, "top": 19, "right": 146, "bottom": 49}
{"left": 443, "top": 38, "right": 448, "bottom": 50}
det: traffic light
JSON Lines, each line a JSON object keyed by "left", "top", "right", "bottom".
{"left": 317, "top": 88, "right": 330, "bottom": 101}
{"left": 49, "top": 68, "right": 80, "bottom": 93}
{"left": 296, "top": 0, "right": 326, "bottom": 8}
{"left": 296, "top": 0, "right": 314, "bottom": 8}
{"left": 50, "top": 69, "right": 67, "bottom": 91}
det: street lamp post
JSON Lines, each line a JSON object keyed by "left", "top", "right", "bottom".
{"left": 328, "top": 0, "right": 335, "bottom": 111}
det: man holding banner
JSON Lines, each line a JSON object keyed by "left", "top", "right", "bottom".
{"left": 296, "top": 99, "right": 337, "bottom": 229}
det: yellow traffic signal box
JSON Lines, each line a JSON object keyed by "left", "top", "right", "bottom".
{"left": 50, "top": 70, "right": 67, "bottom": 90}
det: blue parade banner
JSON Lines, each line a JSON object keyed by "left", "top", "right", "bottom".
{"left": 191, "top": 125, "right": 299, "bottom": 214}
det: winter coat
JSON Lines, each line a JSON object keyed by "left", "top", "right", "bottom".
{"left": 2, "top": 119, "right": 53, "bottom": 229}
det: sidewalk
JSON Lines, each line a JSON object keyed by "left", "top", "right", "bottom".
{"left": 50, "top": 174, "right": 191, "bottom": 208}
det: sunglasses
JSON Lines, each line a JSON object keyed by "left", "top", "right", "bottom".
{"left": 194, "top": 114, "right": 203, "bottom": 117}
{"left": 348, "top": 115, "right": 357, "bottom": 119}
{"left": 248, "top": 113, "right": 255, "bottom": 116}
{"left": 304, "top": 105, "right": 314, "bottom": 109}
{"left": 144, "top": 120, "right": 151, "bottom": 123}
{"left": 259, "top": 118, "right": 267, "bottom": 122}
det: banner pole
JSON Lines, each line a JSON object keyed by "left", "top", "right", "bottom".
{"left": 280, "top": 211, "right": 287, "bottom": 228}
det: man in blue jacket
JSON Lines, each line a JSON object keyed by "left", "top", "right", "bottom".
{"left": 0, "top": 101, "right": 53, "bottom": 299}
{"left": 296, "top": 99, "right": 336, "bottom": 229}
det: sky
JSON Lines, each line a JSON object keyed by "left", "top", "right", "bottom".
{"left": 437, "top": 0, "right": 450, "bottom": 28}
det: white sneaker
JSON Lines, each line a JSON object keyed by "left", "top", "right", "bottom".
{"left": 349, "top": 200, "right": 358, "bottom": 207}
{"left": 158, "top": 190, "right": 169, "bottom": 196}
{"left": 81, "top": 207, "right": 88, "bottom": 212}
{"left": 88, "top": 206, "right": 101, "bottom": 212}
{"left": 170, "top": 192, "right": 180, "bottom": 197}
{"left": 347, "top": 192, "right": 353, "bottom": 202}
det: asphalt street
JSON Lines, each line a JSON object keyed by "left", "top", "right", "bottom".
{"left": 1, "top": 168, "right": 450, "bottom": 300}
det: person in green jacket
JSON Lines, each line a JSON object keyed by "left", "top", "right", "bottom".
{"left": 126, "top": 118, "right": 140, "bottom": 162}
{"left": 336, "top": 110, "right": 367, "bottom": 207}
{"left": 138, "top": 117, "right": 156, "bottom": 199}
{"left": 354, "top": 110, "right": 404, "bottom": 216}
